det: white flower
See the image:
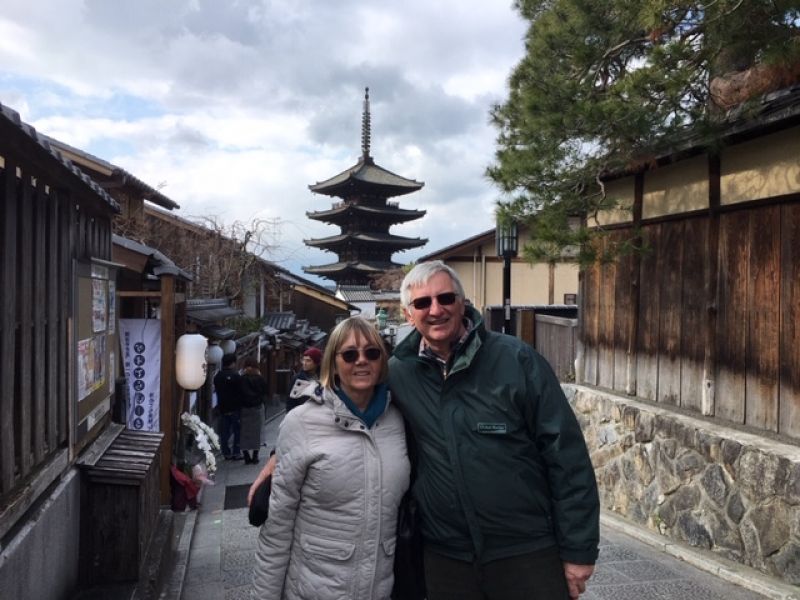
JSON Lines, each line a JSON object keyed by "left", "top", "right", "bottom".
{"left": 180, "top": 411, "right": 221, "bottom": 474}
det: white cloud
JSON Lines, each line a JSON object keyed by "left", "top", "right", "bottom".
{"left": 0, "top": 0, "right": 528, "bottom": 282}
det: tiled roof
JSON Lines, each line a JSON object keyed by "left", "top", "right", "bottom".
{"left": 112, "top": 234, "right": 192, "bottom": 280}
{"left": 307, "top": 203, "right": 425, "bottom": 224}
{"left": 309, "top": 157, "right": 424, "bottom": 198}
{"left": 262, "top": 312, "right": 296, "bottom": 331}
{"left": 0, "top": 102, "right": 120, "bottom": 213}
{"left": 337, "top": 285, "right": 376, "bottom": 302}
{"left": 186, "top": 298, "right": 243, "bottom": 325}
{"left": 43, "top": 135, "right": 180, "bottom": 210}
{"left": 305, "top": 232, "right": 426, "bottom": 249}
{"left": 303, "top": 260, "right": 398, "bottom": 276}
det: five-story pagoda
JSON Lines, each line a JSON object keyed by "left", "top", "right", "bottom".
{"left": 304, "top": 88, "right": 427, "bottom": 286}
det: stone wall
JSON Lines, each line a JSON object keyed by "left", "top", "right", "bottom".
{"left": 564, "top": 384, "right": 800, "bottom": 585}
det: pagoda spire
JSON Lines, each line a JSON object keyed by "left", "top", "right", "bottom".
{"left": 361, "top": 87, "right": 371, "bottom": 160}
{"left": 305, "top": 88, "right": 427, "bottom": 286}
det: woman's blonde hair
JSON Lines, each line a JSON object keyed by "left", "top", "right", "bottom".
{"left": 320, "top": 316, "right": 389, "bottom": 388}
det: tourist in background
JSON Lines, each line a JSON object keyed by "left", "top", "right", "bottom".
{"left": 240, "top": 356, "right": 268, "bottom": 464}
{"left": 214, "top": 353, "right": 243, "bottom": 460}
{"left": 285, "top": 346, "right": 321, "bottom": 413}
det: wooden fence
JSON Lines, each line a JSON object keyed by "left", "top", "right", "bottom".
{"left": 484, "top": 306, "right": 578, "bottom": 382}
{"left": 534, "top": 314, "right": 578, "bottom": 381}
{"left": 580, "top": 199, "right": 800, "bottom": 440}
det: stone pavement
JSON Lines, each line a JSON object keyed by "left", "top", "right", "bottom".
{"left": 165, "top": 408, "right": 797, "bottom": 600}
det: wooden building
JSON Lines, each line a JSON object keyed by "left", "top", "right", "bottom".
{"left": 305, "top": 88, "right": 427, "bottom": 285}
{"left": 0, "top": 102, "right": 125, "bottom": 598}
{"left": 580, "top": 87, "right": 800, "bottom": 440}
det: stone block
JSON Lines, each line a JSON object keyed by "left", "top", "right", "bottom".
{"left": 700, "top": 464, "right": 730, "bottom": 507}
{"left": 676, "top": 449, "right": 706, "bottom": 481}
{"left": 697, "top": 431, "right": 722, "bottom": 462}
{"left": 655, "top": 447, "right": 681, "bottom": 495}
{"left": 720, "top": 439, "right": 742, "bottom": 478}
{"left": 591, "top": 444, "right": 623, "bottom": 469}
{"left": 770, "top": 541, "right": 800, "bottom": 585}
{"left": 621, "top": 433, "right": 634, "bottom": 450}
{"left": 622, "top": 406, "right": 639, "bottom": 431}
{"left": 597, "top": 424, "right": 619, "bottom": 446}
{"left": 676, "top": 511, "right": 712, "bottom": 549}
{"left": 634, "top": 412, "right": 655, "bottom": 443}
{"left": 726, "top": 492, "right": 746, "bottom": 524}
{"left": 744, "top": 500, "right": 792, "bottom": 557}
{"left": 702, "top": 500, "right": 744, "bottom": 560}
{"left": 653, "top": 413, "right": 676, "bottom": 440}
{"left": 787, "top": 462, "right": 800, "bottom": 506}
{"left": 659, "top": 484, "right": 701, "bottom": 527}
{"left": 657, "top": 438, "right": 678, "bottom": 460}
{"left": 740, "top": 515, "right": 764, "bottom": 571}
{"left": 738, "top": 448, "right": 788, "bottom": 501}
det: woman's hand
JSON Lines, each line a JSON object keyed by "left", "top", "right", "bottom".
{"left": 247, "top": 453, "right": 277, "bottom": 506}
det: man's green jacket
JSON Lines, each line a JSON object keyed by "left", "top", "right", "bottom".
{"left": 389, "top": 306, "right": 599, "bottom": 565}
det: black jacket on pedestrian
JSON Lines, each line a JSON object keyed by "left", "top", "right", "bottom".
{"left": 241, "top": 372, "right": 268, "bottom": 408}
{"left": 214, "top": 367, "right": 242, "bottom": 414}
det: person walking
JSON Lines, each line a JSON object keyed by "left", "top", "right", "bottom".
{"left": 389, "top": 260, "right": 600, "bottom": 600}
{"left": 214, "top": 353, "right": 243, "bottom": 460}
{"left": 285, "top": 347, "right": 321, "bottom": 413}
{"left": 253, "top": 317, "right": 410, "bottom": 600}
{"left": 240, "top": 356, "right": 268, "bottom": 464}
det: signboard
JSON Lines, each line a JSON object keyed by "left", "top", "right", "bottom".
{"left": 119, "top": 319, "right": 161, "bottom": 432}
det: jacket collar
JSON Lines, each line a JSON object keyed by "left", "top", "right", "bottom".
{"left": 289, "top": 378, "right": 393, "bottom": 426}
{"left": 394, "top": 305, "right": 486, "bottom": 374}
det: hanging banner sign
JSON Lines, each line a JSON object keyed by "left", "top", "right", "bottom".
{"left": 120, "top": 319, "right": 162, "bottom": 432}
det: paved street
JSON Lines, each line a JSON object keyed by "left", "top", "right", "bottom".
{"left": 165, "top": 407, "right": 790, "bottom": 600}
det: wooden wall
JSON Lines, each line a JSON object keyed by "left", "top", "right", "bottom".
{"left": 580, "top": 200, "right": 800, "bottom": 439}
{"left": 0, "top": 147, "right": 113, "bottom": 511}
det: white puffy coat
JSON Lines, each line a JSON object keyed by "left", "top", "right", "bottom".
{"left": 253, "top": 380, "right": 410, "bottom": 600}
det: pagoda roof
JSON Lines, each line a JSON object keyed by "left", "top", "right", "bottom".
{"left": 309, "top": 156, "right": 424, "bottom": 198}
{"left": 303, "top": 260, "right": 400, "bottom": 278}
{"left": 305, "top": 232, "right": 427, "bottom": 250}
{"left": 307, "top": 202, "right": 425, "bottom": 224}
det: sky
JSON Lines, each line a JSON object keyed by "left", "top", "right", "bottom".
{"left": 0, "top": 1, "right": 528, "bottom": 284}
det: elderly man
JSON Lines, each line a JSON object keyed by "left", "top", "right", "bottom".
{"left": 389, "top": 260, "right": 599, "bottom": 600}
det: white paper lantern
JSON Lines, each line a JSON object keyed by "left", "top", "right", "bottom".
{"left": 220, "top": 339, "right": 236, "bottom": 355}
{"left": 176, "top": 334, "right": 208, "bottom": 390}
{"left": 206, "top": 344, "right": 224, "bottom": 365}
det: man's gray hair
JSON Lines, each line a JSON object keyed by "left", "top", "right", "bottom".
{"left": 400, "top": 260, "right": 466, "bottom": 308}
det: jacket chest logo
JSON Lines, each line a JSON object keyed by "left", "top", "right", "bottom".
{"left": 476, "top": 422, "right": 507, "bottom": 434}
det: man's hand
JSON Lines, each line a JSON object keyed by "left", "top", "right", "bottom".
{"left": 563, "top": 561, "right": 594, "bottom": 599}
{"left": 247, "top": 454, "right": 277, "bottom": 506}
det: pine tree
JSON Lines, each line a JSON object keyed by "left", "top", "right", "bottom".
{"left": 489, "top": 0, "right": 800, "bottom": 264}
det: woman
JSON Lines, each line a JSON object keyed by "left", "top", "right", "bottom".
{"left": 239, "top": 357, "right": 268, "bottom": 464}
{"left": 285, "top": 347, "right": 321, "bottom": 413}
{"left": 253, "top": 317, "right": 410, "bottom": 600}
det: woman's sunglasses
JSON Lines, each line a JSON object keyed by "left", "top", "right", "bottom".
{"left": 337, "top": 347, "right": 382, "bottom": 363}
{"left": 409, "top": 292, "right": 458, "bottom": 311}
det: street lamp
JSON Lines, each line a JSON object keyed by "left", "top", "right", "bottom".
{"left": 495, "top": 219, "right": 518, "bottom": 335}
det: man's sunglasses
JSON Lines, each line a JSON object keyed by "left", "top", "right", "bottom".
{"left": 409, "top": 292, "right": 459, "bottom": 311}
{"left": 337, "top": 347, "right": 382, "bottom": 363}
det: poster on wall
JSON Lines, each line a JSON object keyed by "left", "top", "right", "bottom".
{"left": 119, "top": 318, "right": 161, "bottom": 432}
{"left": 92, "top": 278, "right": 107, "bottom": 333}
{"left": 78, "top": 335, "right": 107, "bottom": 401}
